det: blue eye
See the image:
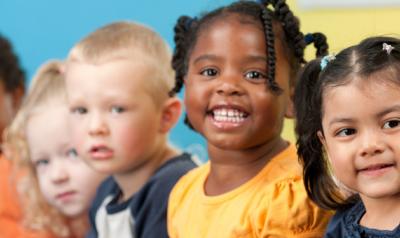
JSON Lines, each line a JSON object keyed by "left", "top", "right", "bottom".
{"left": 383, "top": 119, "right": 400, "bottom": 129}
{"left": 71, "top": 107, "right": 87, "bottom": 114}
{"left": 66, "top": 148, "right": 78, "bottom": 158}
{"left": 111, "top": 106, "right": 125, "bottom": 114}
{"left": 200, "top": 68, "right": 218, "bottom": 77}
{"left": 336, "top": 128, "right": 356, "bottom": 137}
{"left": 34, "top": 158, "right": 50, "bottom": 168}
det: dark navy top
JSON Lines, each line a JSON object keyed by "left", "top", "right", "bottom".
{"left": 86, "top": 153, "right": 198, "bottom": 238}
{"left": 324, "top": 200, "right": 400, "bottom": 238}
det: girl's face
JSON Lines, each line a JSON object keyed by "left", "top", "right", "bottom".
{"left": 320, "top": 78, "right": 400, "bottom": 201}
{"left": 184, "top": 15, "right": 292, "bottom": 150}
{"left": 26, "top": 104, "right": 105, "bottom": 217}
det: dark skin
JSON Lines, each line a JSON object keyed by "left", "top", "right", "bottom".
{"left": 184, "top": 14, "right": 293, "bottom": 195}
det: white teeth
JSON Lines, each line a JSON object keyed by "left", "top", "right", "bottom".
{"left": 213, "top": 109, "right": 246, "bottom": 123}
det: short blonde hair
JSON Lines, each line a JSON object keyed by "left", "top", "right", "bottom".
{"left": 67, "top": 21, "right": 175, "bottom": 103}
{"left": 4, "top": 60, "right": 72, "bottom": 237}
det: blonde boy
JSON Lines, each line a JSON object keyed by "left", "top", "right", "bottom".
{"left": 65, "top": 21, "right": 197, "bottom": 238}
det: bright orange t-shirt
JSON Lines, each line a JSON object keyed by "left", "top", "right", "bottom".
{"left": 0, "top": 155, "right": 54, "bottom": 238}
{"left": 168, "top": 144, "right": 333, "bottom": 238}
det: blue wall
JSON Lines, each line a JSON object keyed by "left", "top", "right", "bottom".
{"left": 0, "top": 0, "right": 235, "bottom": 161}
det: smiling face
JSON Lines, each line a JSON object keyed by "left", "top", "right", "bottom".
{"left": 184, "top": 14, "right": 292, "bottom": 151}
{"left": 26, "top": 104, "right": 105, "bottom": 217}
{"left": 66, "top": 58, "right": 166, "bottom": 174}
{"left": 320, "top": 76, "right": 400, "bottom": 201}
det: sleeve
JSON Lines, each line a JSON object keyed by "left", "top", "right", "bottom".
{"left": 85, "top": 176, "right": 115, "bottom": 238}
{"left": 259, "top": 178, "right": 333, "bottom": 238}
{"left": 133, "top": 157, "right": 196, "bottom": 238}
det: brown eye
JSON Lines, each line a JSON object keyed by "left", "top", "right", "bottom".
{"left": 200, "top": 68, "right": 218, "bottom": 77}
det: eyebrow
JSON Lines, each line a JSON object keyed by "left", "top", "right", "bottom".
{"left": 376, "top": 105, "right": 400, "bottom": 118}
{"left": 328, "top": 105, "right": 400, "bottom": 126}
{"left": 192, "top": 54, "right": 219, "bottom": 65}
{"left": 192, "top": 54, "right": 267, "bottom": 65}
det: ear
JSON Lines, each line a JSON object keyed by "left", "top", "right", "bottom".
{"left": 159, "top": 97, "right": 182, "bottom": 133}
{"left": 284, "top": 86, "right": 294, "bottom": 118}
{"left": 10, "top": 86, "right": 25, "bottom": 112}
{"left": 317, "top": 130, "right": 327, "bottom": 149}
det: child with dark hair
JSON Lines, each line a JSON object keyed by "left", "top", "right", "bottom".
{"left": 295, "top": 36, "right": 400, "bottom": 237}
{"left": 0, "top": 33, "right": 25, "bottom": 145}
{"left": 167, "top": 0, "right": 332, "bottom": 237}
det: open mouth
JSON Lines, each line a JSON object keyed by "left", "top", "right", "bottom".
{"left": 89, "top": 145, "right": 114, "bottom": 160}
{"left": 208, "top": 108, "right": 249, "bottom": 123}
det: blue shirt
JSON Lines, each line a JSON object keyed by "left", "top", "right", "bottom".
{"left": 325, "top": 200, "right": 400, "bottom": 238}
{"left": 86, "top": 153, "right": 198, "bottom": 238}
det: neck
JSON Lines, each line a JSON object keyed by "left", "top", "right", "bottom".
{"left": 205, "top": 136, "right": 288, "bottom": 196}
{"left": 68, "top": 214, "right": 90, "bottom": 237}
{"left": 360, "top": 194, "right": 400, "bottom": 230}
{"left": 114, "top": 144, "right": 178, "bottom": 201}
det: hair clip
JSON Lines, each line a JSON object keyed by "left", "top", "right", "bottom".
{"left": 382, "top": 43, "right": 394, "bottom": 55}
{"left": 320, "top": 54, "right": 336, "bottom": 70}
{"left": 304, "top": 33, "right": 314, "bottom": 45}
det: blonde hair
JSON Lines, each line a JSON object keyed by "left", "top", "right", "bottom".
{"left": 4, "top": 60, "right": 73, "bottom": 237}
{"left": 67, "top": 21, "right": 175, "bottom": 104}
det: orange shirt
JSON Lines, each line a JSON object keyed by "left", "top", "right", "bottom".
{"left": 0, "top": 155, "right": 54, "bottom": 238}
{"left": 168, "top": 144, "right": 333, "bottom": 238}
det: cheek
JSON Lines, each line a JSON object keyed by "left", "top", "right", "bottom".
{"left": 36, "top": 173, "right": 54, "bottom": 203}
{"left": 116, "top": 119, "right": 158, "bottom": 153}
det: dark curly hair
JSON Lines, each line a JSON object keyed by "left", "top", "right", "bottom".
{"left": 294, "top": 36, "right": 400, "bottom": 210}
{"left": 0, "top": 33, "right": 25, "bottom": 92}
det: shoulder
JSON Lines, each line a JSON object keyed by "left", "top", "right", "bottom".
{"left": 132, "top": 153, "right": 198, "bottom": 206}
{"left": 258, "top": 145, "right": 333, "bottom": 237}
{"left": 324, "top": 201, "right": 364, "bottom": 237}
{"left": 91, "top": 176, "right": 119, "bottom": 212}
{"left": 148, "top": 153, "right": 198, "bottom": 190}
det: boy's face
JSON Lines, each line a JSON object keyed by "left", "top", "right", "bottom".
{"left": 184, "top": 15, "right": 292, "bottom": 150}
{"left": 0, "top": 80, "right": 22, "bottom": 142}
{"left": 26, "top": 104, "right": 105, "bottom": 217}
{"left": 66, "top": 59, "right": 164, "bottom": 174}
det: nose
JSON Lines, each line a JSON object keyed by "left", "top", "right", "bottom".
{"left": 50, "top": 160, "right": 69, "bottom": 184}
{"left": 216, "top": 73, "right": 244, "bottom": 96}
{"left": 88, "top": 111, "right": 109, "bottom": 136}
{"left": 359, "top": 130, "right": 385, "bottom": 157}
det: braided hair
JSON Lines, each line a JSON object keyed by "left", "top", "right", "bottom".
{"left": 0, "top": 33, "right": 25, "bottom": 92}
{"left": 171, "top": 0, "right": 327, "bottom": 128}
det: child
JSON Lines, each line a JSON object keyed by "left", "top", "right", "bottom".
{"left": 4, "top": 60, "right": 106, "bottom": 237}
{"left": 0, "top": 33, "right": 36, "bottom": 238}
{"left": 64, "top": 21, "right": 198, "bottom": 238}
{"left": 295, "top": 36, "right": 400, "bottom": 237}
{"left": 167, "top": 1, "right": 332, "bottom": 237}
{"left": 0, "top": 33, "right": 25, "bottom": 145}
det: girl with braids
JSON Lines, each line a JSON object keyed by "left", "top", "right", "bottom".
{"left": 295, "top": 36, "right": 400, "bottom": 237}
{"left": 167, "top": 1, "right": 332, "bottom": 237}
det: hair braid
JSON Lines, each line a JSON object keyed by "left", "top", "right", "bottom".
{"left": 260, "top": 7, "right": 281, "bottom": 93}
{"left": 170, "top": 16, "right": 193, "bottom": 96}
{"left": 268, "top": 0, "right": 306, "bottom": 64}
{"left": 304, "top": 32, "right": 329, "bottom": 58}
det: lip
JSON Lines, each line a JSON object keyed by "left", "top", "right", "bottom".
{"left": 56, "top": 191, "right": 77, "bottom": 202}
{"left": 89, "top": 144, "right": 114, "bottom": 160}
{"left": 358, "top": 163, "right": 395, "bottom": 177}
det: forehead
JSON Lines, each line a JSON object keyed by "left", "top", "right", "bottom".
{"left": 193, "top": 14, "right": 265, "bottom": 54}
{"left": 66, "top": 58, "right": 154, "bottom": 97}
